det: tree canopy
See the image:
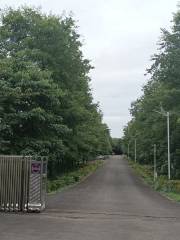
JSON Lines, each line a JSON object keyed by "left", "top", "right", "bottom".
{"left": 0, "top": 7, "right": 112, "bottom": 177}
{"left": 111, "top": 138, "right": 123, "bottom": 155}
{"left": 123, "top": 7, "right": 180, "bottom": 179}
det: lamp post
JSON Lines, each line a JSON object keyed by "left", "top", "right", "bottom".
{"left": 153, "top": 144, "right": 157, "bottom": 181}
{"left": 134, "top": 138, "right": 137, "bottom": 163}
{"left": 127, "top": 142, "right": 130, "bottom": 160}
{"left": 167, "top": 112, "right": 170, "bottom": 180}
{"left": 154, "top": 110, "right": 171, "bottom": 180}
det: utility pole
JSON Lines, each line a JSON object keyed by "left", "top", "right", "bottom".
{"left": 153, "top": 144, "right": 157, "bottom": 181}
{"left": 167, "top": 112, "right": 171, "bottom": 180}
{"left": 135, "top": 139, "right": 137, "bottom": 163}
{"left": 128, "top": 142, "right": 130, "bottom": 160}
{"left": 154, "top": 109, "right": 171, "bottom": 180}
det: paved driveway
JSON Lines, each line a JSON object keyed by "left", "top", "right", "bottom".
{"left": 1, "top": 156, "right": 180, "bottom": 240}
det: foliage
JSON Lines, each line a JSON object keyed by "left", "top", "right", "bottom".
{"left": 130, "top": 160, "right": 180, "bottom": 202}
{"left": 123, "top": 7, "right": 180, "bottom": 179}
{"left": 111, "top": 138, "right": 123, "bottom": 155}
{"left": 47, "top": 160, "right": 103, "bottom": 193}
{"left": 0, "top": 7, "right": 112, "bottom": 178}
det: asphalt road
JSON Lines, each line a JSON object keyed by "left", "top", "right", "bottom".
{"left": 1, "top": 155, "right": 180, "bottom": 240}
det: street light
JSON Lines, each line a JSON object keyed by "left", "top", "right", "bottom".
{"left": 153, "top": 144, "right": 157, "bottom": 181}
{"left": 127, "top": 125, "right": 130, "bottom": 160}
{"left": 134, "top": 138, "right": 137, "bottom": 163}
{"left": 154, "top": 109, "right": 171, "bottom": 180}
{"left": 127, "top": 142, "right": 130, "bottom": 160}
{"left": 127, "top": 122, "right": 137, "bottom": 162}
{"left": 127, "top": 138, "right": 137, "bottom": 162}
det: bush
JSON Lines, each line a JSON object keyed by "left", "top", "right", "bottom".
{"left": 129, "top": 160, "right": 180, "bottom": 201}
{"left": 47, "top": 160, "right": 103, "bottom": 193}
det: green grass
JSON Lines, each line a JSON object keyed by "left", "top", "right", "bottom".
{"left": 165, "top": 192, "right": 180, "bottom": 202}
{"left": 47, "top": 160, "right": 104, "bottom": 193}
{"left": 128, "top": 159, "right": 180, "bottom": 203}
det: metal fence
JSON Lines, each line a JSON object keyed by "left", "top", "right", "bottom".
{"left": 0, "top": 156, "right": 47, "bottom": 212}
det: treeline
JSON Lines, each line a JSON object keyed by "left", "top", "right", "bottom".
{"left": 0, "top": 7, "right": 112, "bottom": 178}
{"left": 123, "top": 7, "right": 180, "bottom": 179}
{"left": 111, "top": 138, "right": 123, "bottom": 155}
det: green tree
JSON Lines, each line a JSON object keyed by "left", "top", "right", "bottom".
{"left": 112, "top": 138, "right": 123, "bottom": 155}
{"left": 0, "top": 7, "right": 112, "bottom": 178}
{"left": 123, "top": 7, "right": 180, "bottom": 178}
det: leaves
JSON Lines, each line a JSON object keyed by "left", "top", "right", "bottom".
{"left": 123, "top": 7, "right": 180, "bottom": 179}
{"left": 0, "top": 7, "right": 112, "bottom": 177}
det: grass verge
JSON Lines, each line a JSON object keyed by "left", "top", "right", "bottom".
{"left": 128, "top": 160, "right": 180, "bottom": 203}
{"left": 47, "top": 160, "right": 104, "bottom": 194}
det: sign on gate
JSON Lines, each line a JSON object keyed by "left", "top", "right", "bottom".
{"left": 31, "top": 162, "right": 41, "bottom": 174}
{"left": 0, "top": 156, "right": 47, "bottom": 213}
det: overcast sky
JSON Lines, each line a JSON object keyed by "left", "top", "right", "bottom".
{"left": 0, "top": 0, "right": 179, "bottom": 137}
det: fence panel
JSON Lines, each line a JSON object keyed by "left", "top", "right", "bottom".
{"left": 0, "top": 156, "right": 47, "bottom": 212}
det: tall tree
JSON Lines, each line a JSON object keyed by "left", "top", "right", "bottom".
{"left": 0, "top": 7, "right": 112, "bottom": 177}
{"left": 123, "top": 7, "right": 180, "bottom": 178}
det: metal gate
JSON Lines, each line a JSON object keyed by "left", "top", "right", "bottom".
{"left": 0, "top": 156, "right": 47, "bottom": 212}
